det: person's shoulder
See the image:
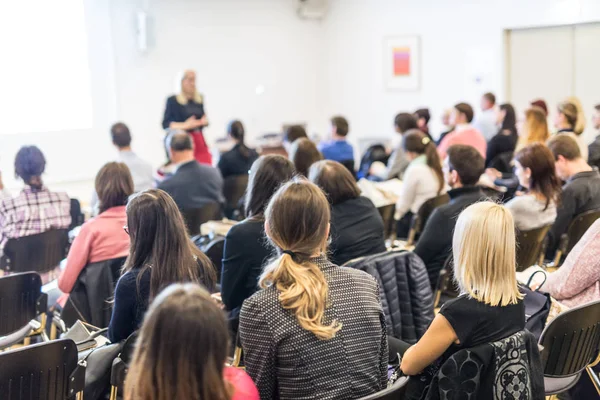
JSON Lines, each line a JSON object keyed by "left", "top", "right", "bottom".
{"left": 224, "top": 367, "right": 259, "bottom": 400}
{"left": 337, "top": 265, "right": 378, "bottom": 287}
{"left": 242, "top": 285, "right": 279, "bottom": 313}
{"left": 166, "top": 95, "right": 177, "bottom": 103}
{"left": 226, "top": 218, "right": 264, "bottom": 239}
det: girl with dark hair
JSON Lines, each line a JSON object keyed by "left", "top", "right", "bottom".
{"left": 221, "top": 155, "right": 295, "bottom": 332}
{"left": 125, "top": 283, "right": 259, "bottom": 400}
{"left": 506, "top": 143, "right": 561, "bottom": 230}
{"left": 395, "top": 131, "right": 446, "bottom": 238}
{"left": 108, "top": 189, "right": 216, "bottom": 342}
{"left": 218, "top": 120, "right": 259, "bottom": 179}
{"left": 239, "top": 179, "right": 387, "bottom": 400}
{"left": 485, "top": 103, "right": 518, "bottom": 168}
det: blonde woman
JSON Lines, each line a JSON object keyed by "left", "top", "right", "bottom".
{"left": 515, "top": 107, "right": 550, "bottom": 152}
{"left": 555, "top": 101, "right": 588, "bottom": 160}
{"left": 400, "top": 202, "right": 525, "bottom": 376}
{"left": 239, "top": 179, "right": 388, "bottom": 400}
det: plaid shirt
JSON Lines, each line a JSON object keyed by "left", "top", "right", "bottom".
{"left": 0, "top": 186, "right": 71, "bottom": 256}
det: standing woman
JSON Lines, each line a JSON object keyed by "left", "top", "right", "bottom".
{"left": 162, "top": 70, "right": 212, "bottom": 165}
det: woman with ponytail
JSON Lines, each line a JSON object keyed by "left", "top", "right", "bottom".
{"left": 239, "top": 179, "right": 388, "bottom": 400}
{"left": 218, "top": 120, "right": 259, "bottom": 179}
{"left": 394, "top": 130, "right": 446, "bottom": 238}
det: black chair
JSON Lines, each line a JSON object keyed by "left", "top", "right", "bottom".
{"left": 539, "top": 300, "right": 600, "bottom": 395}
{"left": 516, "top": 225, "right": 551, "bottom": 271}
{"left": 554, "top": 208, "right": 600, "bottom": 266}
{"left": 356, "top": 376, "right": 409, "bottom": 399}
{"left": 0, "top": 272, "right": 48, "bottom": 349}
{"left": 0, "top": 339, "right": 85, "bottom": 399}
{"left": 358, "top": 144, "right": 389, "bottom": 179}
{"left": 69, "top": 198, "right": 85, "bottom": 230}
{"left": 181, "top": 202, "right": 223, "bottom": 236}
{"left": 109, "top": 331, "right": 139, "bottom": 400}
{"left": 377, "top": 204, "right": 396, "bottom": 240}
{"left": 339, "top": 159, "right": 357, "bottom": 180}
{"left": 204, "top": 237, "right": 226, "bottom": 283}
{"left": 0, "top": 229, "right": 69, "bottom": 273}
{"left": 407, "top": 193, "right": 450, "bottom": 246}
{"left": 488, "top": 151, "right": 514, "bottom": 174}
{"left": 433, "top": 254, "right": 459, "bottom": 308}
{"left": 223, "top": 174, "right": 249, "bottom": 220}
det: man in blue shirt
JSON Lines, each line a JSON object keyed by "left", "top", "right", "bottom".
{"left": 318, "top": 116, "right": 355, "bottom": 170}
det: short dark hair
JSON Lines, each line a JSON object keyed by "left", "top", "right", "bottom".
{"left": 447, "top": 145, "right": 485, "bottom": 186}
{"left": 483, "top": 92, "right": 496, "bottom": 106}
{"left": 394, "top": 113, "right": 418, "bottom": 133}
{"left": 454, "top": 103, "right": 474, "bottom": 123}
{"left": 111, "top": 122, "right": 132, "bottom": 148}
{"left": 169, "top": 132, "right": 193, "bottom": 152}
{"left": 331, "top": 116, "right": 349, "bottom": 137}
{"left": 595, "top": 104, "right": 600, "bottom": 112}
{"left": 245, "top": 155, "right": 295, "bottom": 218}
{"left": 547, "top": 134, "right": 581, "bottom": 161}
{"left": 289, "top": 138, "right": 323, "bottom": 177}
{"left": 308, "top": 160, "right": 360, "bottom": 205}
{"left": 414, "top": 108, "right": 430, "bottom": 124}
{"left": 95, "top": 162, "right": 134, "bottom": 214}
{"left": 284, "top": 125, "right": 308, "bottom": 143}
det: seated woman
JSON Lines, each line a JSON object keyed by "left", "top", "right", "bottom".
{"left": 505, "top": 143, "right": 561, "bottom": 231}
{"left": 555, "top": 100, "right": 588, "bottom": 160}
{"left": 239, "top": 179, "right": 388, "bottom": 400}
{"left": 394, "top": 131, "right": 445, "bottom": 238}
{"left": 108, "top": 189, "right": 216, "bottom": 343}
{"left": 221, "top": 155, "right": 295, "bottom": 330}
{"left": 308, "top": 160, "right": 386, "bottom": 265}
{"left": 485, "top": 103, "right": 518, "bottom": 169}
{"left": 515, "top": 106, "right": 549, "bottom": 152}
{"left": 125, "top": 283, "right": 259, "bottom": 400}
{"left": 288, "top": 138, "right": 323, "bottom": 177}
{"left": 58, "top": 162, "right": 133, "bottom": 296}
{"left": 218, "top": 120, "right": 259, "bottom": 179}
{"left": 0, "top": 146, "right": 71, "bottom": 282}
{"left": 399, "top": 202, "right": 525, "bottom": 376}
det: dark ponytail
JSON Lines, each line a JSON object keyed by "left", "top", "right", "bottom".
{"left": 228, "top": 120, "right": 250, "bottom": 158}
{"left": 403, "top": 129, "right": 444, "bottom": 194}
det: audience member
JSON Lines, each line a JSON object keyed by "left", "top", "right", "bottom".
{"left": 288, "top": 137, "right": 323, "bottom": 177}
{"left": 545, "top": 135, "right": 600, "bottom": 259}
{"left": 566, "top": 96, "right": 586, "bottom": 136}
{"left": 221, "top": 155, "right": 295, "bottom": 330}
{"left": 108, "top": 189, "right": 216, "bottom": 343}
{"left": 505, "top": 144, "right": 560, "bottom": 231}
{"left": 555, "top": 101, "right": 588, "bottom": 160}
{"left": 437, "top": 103, "right": 487, "bottom": 160}
{"left": 516, "top": 107, "right": 550, "bottom": 152}
{"left": 218, "top": 120, "right": 259, "bottom": 179}
{"left": 538, "top": 219, "right": 600, "bottom": 308}
{"left": 400, "top": 202, "right": 525, "bottom": 376}
{"left": 395, "top": 131, "right": 445, "bottom": 238}
{"left": 474, "top": 92, "right": 498, "bottom": 141}
{"left": 158, "top": 132, "right": 224, "bottom": 211}
{"left": 240, "top": 179, "right": 387, "bottom": 400}
{"left": 587, "top": 104, "right": 600, "bottom": 169}
{"left": 376, "top": 113, "right": 419, "bottom": 180}
{"left": 318, "top": 116, "right": 355, "bottom": 167}
{"left": 0, "top": 146, "right": 71, "bottom": 269}
{"left": 109, "top": 122, "right": 153, "bottom": 192}
{"left": 58, "top": 163, "right": 133, "bottom": 295}
{"left": 283, "top": 125, "right": 308, "bottom": 152}
{"left": 308, "top": 160, "right": 386, "bottom": 265}
{"left": 437, "top": 109, "right": 454, "bottom": 145}
{"left": 530, "top": 99, "right": 548, "bottom": 116}
{"left": 485, "top": 103, "right": 518, "bottom": 168}
{"left": 414, "top": 108, "right": 432, "bottom": 139}
{"left": 125, "top": 284, "right": 259, "bottom": 400}
{"left": 414, "top": 145, "right": 486, "bottom": 288}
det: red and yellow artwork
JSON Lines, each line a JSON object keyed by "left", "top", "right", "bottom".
{"left": 393, "top": 47, "right": 411, "bottom": 76}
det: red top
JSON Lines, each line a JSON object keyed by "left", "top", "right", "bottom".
{"left": 437, "top": 126, "right": 487, "bottom": 160}
{"left": 224, "top": 367, "right": 260, "bottom": 400}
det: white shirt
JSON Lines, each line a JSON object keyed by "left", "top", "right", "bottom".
{"left": 473, "top": 108, "right": 498, "bottom": 142}
{"left": 395, "top": 156, "right": 446, "bottom": 220}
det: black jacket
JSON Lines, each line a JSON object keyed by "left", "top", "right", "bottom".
{"left": 414, "top": 186, "right": 486, "bottom": 287}
{"left": 162, "top": 95, "right": 205, "bottom": 130}
{"left": 330, "top": 196, "right": 387, "bottom": 266}
{"left": 217, "top": 144, "right": 259, "bottom": 179}
{"left": 546, "top": 169, "right": 600, "bottom": 258}
{"left": 158, "top": 160, "right": 224, "bottom": 211}
{"left": 485, "top": 131, "right": 517, "bottom": 170}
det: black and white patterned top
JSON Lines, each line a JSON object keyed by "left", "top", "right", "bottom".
{"left": 239, "top": 255, "right": 388, "bottom": 400}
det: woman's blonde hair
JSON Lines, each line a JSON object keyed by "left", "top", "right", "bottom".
{"left": 176, "top": 69, "right": 203, "bottom": 105}
{"left": 566, "top": 96, "right": 586, "bottom": 135}
{"left": 259, "top": 179, "right": 341, "bottom": 340}
{"left": 517, "top": 107, "right": 550, "bottom": 152}
{"left": 452, "top": 202, "right": 522, "bottom": 307}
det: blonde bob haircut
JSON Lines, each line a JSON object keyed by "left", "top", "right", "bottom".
{"left": 452, "top": 202, "right": 522, "bottom": 307}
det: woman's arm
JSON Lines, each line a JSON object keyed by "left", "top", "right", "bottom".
{"left": 58, "top": 225, "right": 93, "bottom": 293}
{"left": 400, "top": 314, "right": 457, "bottom": 376}
{"left": 395, "top": 165, "right": 419, "bottom": 220}
{"left": 108, "top": 273, "right": 137, "bottom": 343}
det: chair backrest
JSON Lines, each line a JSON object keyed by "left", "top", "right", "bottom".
{"left": 223, "top": 174, "right": 249, "bottom": 218}
{"left": 356, "top": 376, "right": 409, "bottom": 400}
{"left": 564, "top": 209, "right": 600, "bottom": 255}
{"left": 0, "top": 272, "right": 45, "bottom": 336}
{"left": 539, "top": 300, "right": 600, "bottom": 377}
{"left": 203, "top": 237, "right": 226, "bottom": 282}
{"left": 407, "top": 193, "right": 450, "bottom": 244}
{"left": 377, "top": 204, "right": 396, "bottom": 239}
{"left": 69, "top": 198, "right": 85, "bottom": 230}
{"left": 516, "top": 224, "right": 551, "bottom": 271}
{"left": 0, "top": 229, "right": 69, "bottom": 273}
{"left": 358, "top": 144, "right": 389, "bottom": 178}
{"left": 181, "top": 202, "right": 223, "bottom": 236}
{"left": 339, "top": 159, "right": 357, "bottom": 179}
{"left": 0, "top": 339, "right": 83, "bottom": 400}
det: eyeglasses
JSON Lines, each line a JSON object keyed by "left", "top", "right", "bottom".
{"left": 123, "top": 225, "right": 129, "bottom": 235}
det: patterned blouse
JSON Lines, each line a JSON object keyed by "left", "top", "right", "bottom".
{"left": 239, "top": 256, "right": 388, "bottom": 400}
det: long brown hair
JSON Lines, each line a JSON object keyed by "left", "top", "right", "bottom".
{"left": 260, "top": 179, "right": 341, "bottom": 340}
{"left": 125, "top": 284, "right": 232, "bottom": 400}
{"left": 95, "top": 162, "right": 134, "bottom": 214}
{"left": 123, "top": 189, "right": 216, "bottom": 298}
{"left": 244, "top": 155, "right": 295, "bottom": 219}
{"left": 514, "top": 143, "right": 561, "bottom": 211}
{"left": 403, "top": 130, "right": 444, "bottom": 194}
{"left": 517, "top": 107, "right": 550, "bottom": 151}
{"left": 288, "top": 138, "right": 323, "bottom": 177}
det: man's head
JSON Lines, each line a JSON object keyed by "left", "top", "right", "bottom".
{"left": 330, "top": 116, "right": 349, "bottom": 139}
{"left": 450, "top": 103, "right": 474, "bottom": 126}
{"left": 444, "top": 145, "right": 485, "bottom": 188}
{"left": 547, "top": 134, "right": 586, "bottom": 180}
{"left": 593, "top": 104, "right": 600, "bottom": 131}
{"left": 481, "top": 92, "right": 496, "bottom": 111}
{"left": 111, "top": 122, "right": 132, "bottom": 150}
{"left": 394, "top": 113, "right": 418, "bottom": 134}
{"left": 168, "top": 131, "right": 195, "bottom": 164}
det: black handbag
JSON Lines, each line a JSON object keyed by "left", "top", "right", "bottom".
{"left": 520, "top": 278, "right": 551, "bottom": 340}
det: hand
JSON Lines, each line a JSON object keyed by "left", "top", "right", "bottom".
{"left": 485, "top": 168, "right": 502, "bottom": 180}
{"left": 184, "top": 115, "right": 197, "bottom": 130}
{"left": 197, "top": 115, "right": 208, "bottom": 127}
{"left": 530, "top": 282, "right": 541, "bottom": 291}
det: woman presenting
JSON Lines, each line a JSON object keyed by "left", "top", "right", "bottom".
{"left": 162, "top": 70, "right": 212, "bottom": 165}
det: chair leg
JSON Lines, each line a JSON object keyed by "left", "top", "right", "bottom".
{"left": 50, "top": 322, "right": 57, "bottom": 340}
{"left": 110, "top": 386, "right": 118, "bottom": 400}
{"left": 76, "top": 392, "right": 84, "bottom": 400}
{"left": 232, "top": 346, "right": 243, "bottom": 368}
{"left": 586, "top": 352, "right": 600, "bottom": 395}
{"left": 553, "top": 250, "right": 562, "bottom": 268}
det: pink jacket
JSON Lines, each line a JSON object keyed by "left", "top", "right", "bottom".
{"left": 58, "top": 206, "right": 130, "bottom": 293}
{"left": 437, "top": 126, "right": 487, "bottom": 160}
{"left": 224, "top": 367, "right": 260, "bottom": 400}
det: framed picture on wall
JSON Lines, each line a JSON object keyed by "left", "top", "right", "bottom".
{"left": 383, "top": 36, "right": 421, "bottom": 91}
